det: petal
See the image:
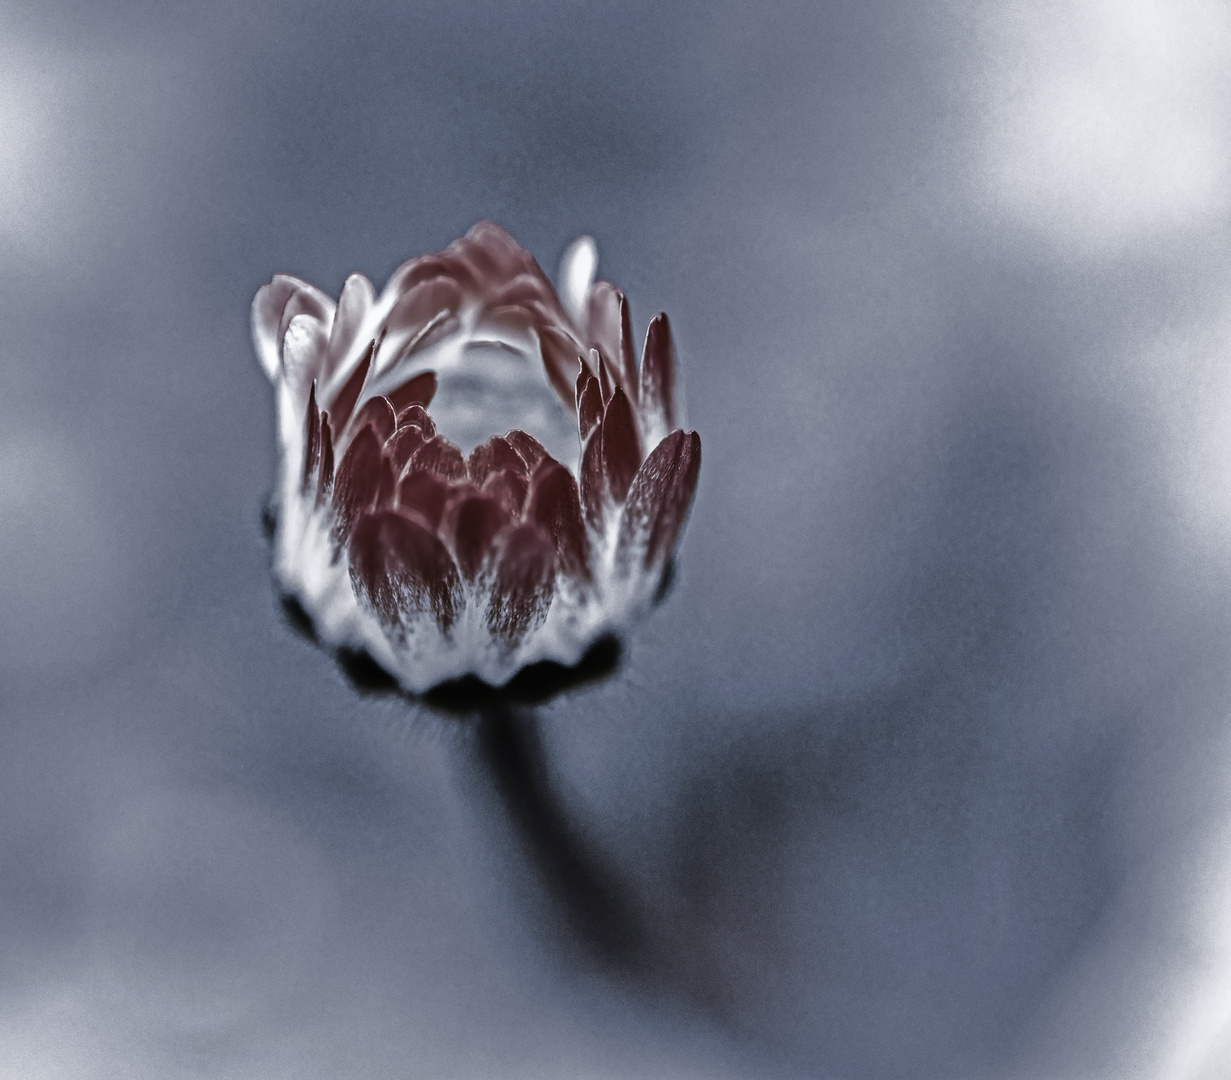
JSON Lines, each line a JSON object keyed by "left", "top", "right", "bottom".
{"left": 374, "top": 452, "right": 398, "bottom": 509}
{"left": 615, "top": 429, "right": 701, "bottom": 571}
{"left": 579, "top": 423, "right": 605, "bottom": 531}
{"left": 576, "top": 370, "right": 602, "bottom": 444}
{"left": 558, "top": 234, "right": 598, "bottom": 323}
{"left": 615, "top": 291, "right": 637, "bottom": 400}
{"left": 394, "top": 403, "right": 436, "bottom": 437}
{"left": 327, "top": 340, "right": 373, "bottom": 434}
{"left": 442, "top": 492, "right": 510, "bottom": 580}
{"left": 639, "top": 313, "right": 677, "bottom": 432}
{"left": 386, "top": 370, "right": 438, "bottom": 414}
{"left": 525, "top": 458, "right": 590, "bottom": 581}
{"left": 349, "top": 509, "right": 462, "bottom": 633}
{"left": 331, "top": 423, "right": 385, "bottom": 545}
{"left": 482, "top": 467, "right": 529, "bottom": 518}
{"left": 301, "top": 381, "right": 320, "bottom": 494}
{"left": 601, "top": 387, "right": 641, "bottom": 504}
{"left": 486, "top": 524, "right": 555, "bottom": 647}
{"left": 252, "top": 275, "right": 301, "bottom": 381}
{"left": 384, "top": 277, "right": 463, "bottom": 352}
{"left": 282, "top": 312, "right": 329, "bottom": 388}
{"left": 538, "top": 323, "right": 588, "bottom": 406}
{"left": 326, "top": 272, "right": 375, "bottom": 376}
{"left": 316, "top": 413, "right": 334, "bottom": 507}
{"left": 396, "top": 469, "right": 451, "bottom": 529}
{"left": 503, "top": 429, "right": 548, "bottom": 472}
{"left": 346, "top": 395, "right": 396, "bottom": 443}
{"left": 595, "top": 347, "right": 613, "bottom": 405}
{"left": 277, "top": 283, "right": 335, "bottom": 375}
{"left": 409, "top": 436, "right": 467, "bottom": 482}
{"left": 386, "top": 425, "right": 427, "bottom": 474}
{"left": 467, "top": 435, "right": 527, "bottom": 485}
{"left": 584, "top": 280, "right": 623, "bottom": 375}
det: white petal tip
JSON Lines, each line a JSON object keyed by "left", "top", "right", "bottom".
{"left": 559, "top": 235, "right": 598, "bottom": 322}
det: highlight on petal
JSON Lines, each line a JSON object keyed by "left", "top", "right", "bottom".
{"left": 254, "top": 222, "right": 702, "bottom": 693}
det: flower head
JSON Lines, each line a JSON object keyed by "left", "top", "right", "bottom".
{"left": 254, "top": 223, "right": 700, "bottom": 693}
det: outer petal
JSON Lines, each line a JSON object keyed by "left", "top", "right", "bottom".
{"left": 387, "top": 371, "right": 438, "bottom": 414}
{"left": 301, "top": 382, "right": 320, "bottom": 494}
{"left": 638, "top": 313, "right": 677, "bottom": 434}
{"left": 327, "top": 340, "right": 374, "bottom": 434}
{"left": 504, "top": 429, "right": 548, "bottom": 472}
{"left": 410, "top": 436, "right": 467, "bottom": 482}
{"left": 252, "top": 275, "right": 301, "bottom": 380}
{"left": 442, "top": 492, "right": 510, "bottom": 580}
{"left": 346, "top": 396, "right": 396, "bottom": 444}
{"left": 396, "top": 470, "right": 452, "bottom": 529}
{"left": 332, "top": 424, "right": 388, "bottom": 546}
{"left": 576, "top": 370, "right": 602, "bottom": 444}
{"left": 327, "top": 272, "right": 376, "bottom": 377}
{"left": 615, "top": 430, "right": 701, "bottom": 572}
{"left": 486, "top": 524, "right": 555, "bottom": 646}
{"left": 525, "top": 458, "right": 590, "bottom": 581}
{"left": 468, "top": 435, "right": 528, "bottom": 485}
{"left": 282, "top": 312, "right": 330, "bottom": 389}
{"left": 349, "top": 509, "right": 462, "bottom": 633}
{"left": 482, "top": 468, "right": 528, "bottom": 518}
{"left": 601, "top": 387, "right": 641, "bottom": 504}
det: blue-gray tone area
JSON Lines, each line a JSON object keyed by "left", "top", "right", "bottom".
{"left": 2, "top": 2, "right": 1231, "bottom": 1077}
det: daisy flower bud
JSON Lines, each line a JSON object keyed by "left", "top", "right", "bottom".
{"left": 254, "top": 223, "right": 700, "bottom": 693}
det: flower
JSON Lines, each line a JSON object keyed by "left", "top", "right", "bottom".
{"left": 253, "top": 223, "right": 701, "bottom": 693}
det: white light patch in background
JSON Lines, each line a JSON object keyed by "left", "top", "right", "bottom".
{"left": 0, "top": 42, "right": 83, "bottom": 262}
{"left": 972, "top": 0, "right": 1231, "bottom": 256}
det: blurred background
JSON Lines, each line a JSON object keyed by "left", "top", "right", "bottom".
{"left": 3, "top": 0, "right": 1231, "bottom": 1076}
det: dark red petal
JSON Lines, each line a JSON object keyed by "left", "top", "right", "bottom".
{"left": 375, "top": 453, "right": 397, "bottom": 509}
{"left": 302, "top": 381, "right": 320, "bottom": 493}
{"left": 467, "top": 435, "right": 526, "bottom": 485}
{"left": 482, "top": 468, "right": 528, "bottom": 518}
{"left": 601, "top": 387, "right": 641, "bottom": 503}
{"left": 349, "top": 509, "right": 462, "bottom": 633}
{"left": 316, "top": 413, "right": 335, "bottom": 508}
{"left": 504, "top": 429, "right": 548, "bottom": 472}
{"left": 346, "top": 395, "right": 396, "bottom": 443}
{"left": 394, "top": 403, "right": 435, "bottom": 437}
{"left": 595, "top": 348, "right": 613, "bottom": 405}
{"left": 486, "top": 524, "right": 556, "bottom": 646}
{"left": 616, "top": 292, "right": 637, "bottom": 400}
{"left": 639, "top": 313, "right": 677, "bottom": 430}
{"left": 537, "top": 324, "right": 586, "bottom": 408}
{"left": 525, "top": 458, "right": 590, "bottom": 581}
{"left": 331, "top": 424, "right": 384, "bottom": 545}
{"left": 410, "top": 436, "right": 467, "bottom": 482}
{"left": 384, "top": 277, "right": 463, "bottom": 343}
{"left": 386, "top": 425, "right": 427, "bottom": 473}
{"left": 442, "top": 492, "right": 510, "bottom": 581}
{"left": 396, "top": 470, "right": 452, "bottom": 529}
{"left": 387, "top": 370, "right": 438, "bottom": 414}
{"left": 576, "top": 372, "right": 602, "bottom": 444}
{"left": 327, "top": 340, "right": 373, "bottom": 433}
{"left": 616, "top": 430, "right": 701, "bottom": 570}
{"left": 579, "top": 423, "right": 605, "bottom": 530}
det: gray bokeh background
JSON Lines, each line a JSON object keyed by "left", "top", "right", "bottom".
{"left": 4, "top": 1, "right": 1231, "bottom": 1077}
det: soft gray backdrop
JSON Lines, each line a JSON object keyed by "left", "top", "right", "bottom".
{"left": 3, "top": 1, "right": 1231, "bottom": 1077}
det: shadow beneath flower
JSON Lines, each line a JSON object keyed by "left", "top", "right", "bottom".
{"left": 425, "top": 636, "right": 622, "bottom": 714}
{"left": 467, "top": 705, "right": 648, "bottom": 974}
